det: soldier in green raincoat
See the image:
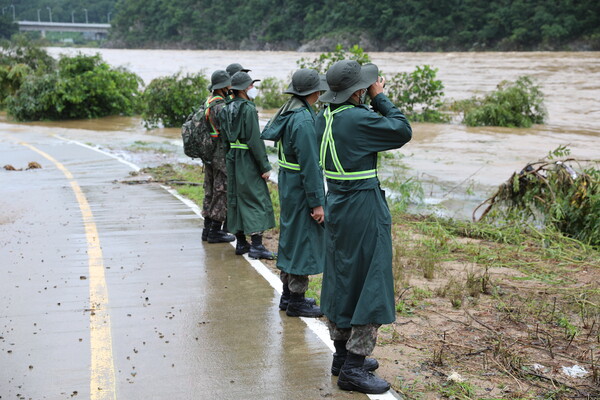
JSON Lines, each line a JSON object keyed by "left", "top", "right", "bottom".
{"left": 261, "top": 69, "right": 328, "bottom": 318}
{"left": 315, "top": 60, "right": 412, "bottom": 394}
{"left": 220, "top": 71, "right": 276, "bottom": 259}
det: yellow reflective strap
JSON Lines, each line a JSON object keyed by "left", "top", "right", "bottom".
{"left": 277, "top": 141, "right": 300, "bottom": 171}
{"left": 230, "top": 140, "right": 249, "bottom": 149}
{"left": 323, "top": 169, "right": 377, "bottom": 180}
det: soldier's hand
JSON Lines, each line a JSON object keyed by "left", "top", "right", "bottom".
{"left": 311, "top": 206, "right": 325, "bottom": 224}
{"left": 261, "top": 171, "right": 270, "bottom": 180}
{"left": 368, "top": 76, "right": 385, "bottom": 99}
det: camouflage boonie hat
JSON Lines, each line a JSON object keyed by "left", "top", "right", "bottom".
{"left": 209, "top": 70, "right": 232, "bottom": 91}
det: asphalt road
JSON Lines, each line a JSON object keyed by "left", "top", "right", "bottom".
{"left": 0, "top": 126, "right": 397, "bottom": 400}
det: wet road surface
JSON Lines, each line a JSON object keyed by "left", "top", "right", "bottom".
{"left": 0, "top": 128, "right": 392, "bottom": 399}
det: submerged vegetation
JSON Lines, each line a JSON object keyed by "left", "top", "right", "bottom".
{"left": 1, "top": 37, "right": 141, "bottom": 120}
{"left": 476, "top": 146, "right": 600, "bottom": 247}
{"left": 140, "top": 72, "right": 209, "bottom": 128}
{"left": 1, "top": 40, "right": 547, "bottom": 130}
{"left": 452, "top": 76, "right": 547, "bottom": 127}
{"left": 7, "top": 53, "right": 141, "bottom": 121}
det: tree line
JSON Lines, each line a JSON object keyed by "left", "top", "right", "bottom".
{"left": 109, "top": 0, "right": 600, "bottom": 51}
{"left": 2, "top": 0, "right": 598, "bottom": 50}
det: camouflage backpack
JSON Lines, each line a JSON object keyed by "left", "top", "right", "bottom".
{"left": 181, "top": 95, "right": 224, "bottom": 163}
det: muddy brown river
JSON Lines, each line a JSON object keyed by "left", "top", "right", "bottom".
{"left": 7, "top": 49, "right": 600, "bottom": 219}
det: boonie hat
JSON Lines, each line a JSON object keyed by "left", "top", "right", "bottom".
{"left": 284, "top": 69, "right": 329, "bottom": 96}
{"left": 230, "top": 71, "right": 260, "bottom": 90}
{"left": 209, "top": 70, "right": 232, "bottom": 91}
{"left": 319, "top": 60, "right": 379, "bottom": 104}
{"left": 226, "top": 63, "right": 251, "bottom": 77}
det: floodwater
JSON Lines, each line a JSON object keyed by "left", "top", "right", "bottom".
{"left": 20, "top": 49, "right": 600, "bottom": 218}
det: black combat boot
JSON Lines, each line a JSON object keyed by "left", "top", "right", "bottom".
{"left": 331, "top": 340, "right": 379, "bottom": 376}
{"left": 248, "top": 234, "right": 276, "bottom": 260}
{"left": 207, "top": 220, "right": 235, "bottom": 243}
{"left": 286, "top": 292, "right": 323, "bottom": 318}
{"left": 235, "top": 233, "right": 250, "bottom": 255}
{"left": 201, "top": 217, "right": 212, "bottom": 242}
{"left": 337, "top": 353, "right": 390, "bottom": 394}
{"left": 279, "top": 284, "right": 317, "bottom": 311}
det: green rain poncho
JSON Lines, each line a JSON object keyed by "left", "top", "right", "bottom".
{"left": 315, "top": 93, "right": 412, "bottom": 328}
{"left": 222, "top": 97, "right": 275, "bottom": 234}
{"left": 261, "top": 96, "right": 325, "bottom": 276}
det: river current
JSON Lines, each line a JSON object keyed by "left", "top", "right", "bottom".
{"left": 18, "top": 49, "right": 600, "bottom": 218}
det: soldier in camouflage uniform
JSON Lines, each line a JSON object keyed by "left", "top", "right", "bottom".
{"left": 201, "top": 70, "right": 236, "bottom": 243}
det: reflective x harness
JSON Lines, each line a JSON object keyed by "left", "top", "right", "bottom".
{"left": 319, "top": 105, "right": 378, "bottom": 180}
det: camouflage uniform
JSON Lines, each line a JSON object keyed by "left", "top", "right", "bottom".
{"left": 279, "top": 272, "right": 308, "bottom": 294}
{"left": 202, "top": 98, "right": 228, "bottom": 223}
{"left": 327, "top": 321, "right": 381, "bottom": 357}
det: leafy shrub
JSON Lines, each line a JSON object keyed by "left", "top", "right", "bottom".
{"left": 0, "top": 63, "right": 33, "bottom": 107}
{"left": 6, "top": 53, "right": 142, "bottom": 121}
{"left": 0, "top": 36, "right": 55, "bottom": 107}
{"left": 452, "top": 76, "right": 546, "bottom": 127}
{"left": 386, "top": 65, "right": 449, "bottom": 123}
{"left": 254, "top": 77, "right": 288, "bottom": 109}
{"left": 0, "top": 35, "right": 55, "bottom": 72}
{"left": 140, "top": 72, "right": 209, "bottom": 129}
{"left": 477, "top": 147, "right": 600, "bottom": 247}
{"left": 296, "top": 44, "right": 371, "bottom": 73}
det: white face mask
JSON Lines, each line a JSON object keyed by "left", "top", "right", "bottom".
{"left": 246, "top": 87, "right": 259, "bottom": 100}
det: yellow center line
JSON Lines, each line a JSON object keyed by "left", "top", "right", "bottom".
{"left": 20, "top": 141, "right": 117, "bottom": 400}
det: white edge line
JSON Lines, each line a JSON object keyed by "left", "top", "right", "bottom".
{"left": 60, "top": 135, "right": 400, "bottom": 400}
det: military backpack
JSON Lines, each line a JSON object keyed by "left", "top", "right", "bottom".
{"left": 181, "top": 95, "right": 224, "bottom": 163}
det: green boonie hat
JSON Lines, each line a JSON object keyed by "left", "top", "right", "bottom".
{"left": 226, "top": 63, "right": 251, "bottom": 77}
{"left": 284, "top": 69, "right": 329, "bottom": 97}
{"left": 319, "top": 60, "right": 379, "bottom": 104}
{"left": 230, "top": 71, "right": 260, "bottom": 90}
{"left": 209, "top": 70, "right": 232, "bottom": 91}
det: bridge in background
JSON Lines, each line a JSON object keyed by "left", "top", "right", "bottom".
{"left": 17, "top": 21, "right": 111, "bottom": 40}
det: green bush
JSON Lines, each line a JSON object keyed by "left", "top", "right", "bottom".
{"left": 296, "top": 44, "right": 371, "bottom": 74}
{"left": 254, "top": 77, "right": 288, "bottom": 109}
{"left": 0, "top": 35, "right": 55, "bottom": 72}
{"left": 452, "top": 76, "right": 546, "bottom": 127}
{"left": 0, "top": 36, "right": 55, "bottom": 107}
{"left": 386, "top": 65, "right": 449, "bottom": 123}
{"left": 6, "top": 53, "right": 142, "bottom": 121}
{"left": 140, "top": 72, "right": 209, "bottom": 129}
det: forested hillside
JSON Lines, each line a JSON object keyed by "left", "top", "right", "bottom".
{"left": 2, "top": 0, "right": 599, "bottom": 51}
{"left": 109, "top": 0, "right": 600, "bottom": 51}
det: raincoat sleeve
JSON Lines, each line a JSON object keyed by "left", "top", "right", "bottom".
{"left": 355, "top": 93, "right": 412, "bottom": 152}
{"left": 244, "top": 104, "right": 272, "bottom": 174}
{"left": 291, "top": 118, "right": 325, "bottom": 209}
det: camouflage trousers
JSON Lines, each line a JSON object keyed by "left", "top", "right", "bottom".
{"left": 327, "top": 319, "right": 381, "bottom": 357}
{"left": 202, "top": 163, "right": 227, "bottom": 222}
{"left": 280, "top": 272, "right": 309, "bottom": 294}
